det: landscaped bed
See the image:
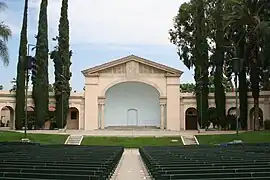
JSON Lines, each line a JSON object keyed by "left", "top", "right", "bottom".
{"left": 0, "top": 131, "right": 68, "bottom": 144}
{"left": 81, "top": 136, "right": 183, "bottom": 148}
{"left": 196, "top": 131, "right": 270, "bottom": 145}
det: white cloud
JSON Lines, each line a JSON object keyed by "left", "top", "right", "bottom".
{"left": 29, "top": 0, "right": 186, "bottom": 45}
{"left": 1, "top": 8, "right": 21, "bottom": 35}
{"left": 7, "top": 23, "right": 21, "bottom": 35}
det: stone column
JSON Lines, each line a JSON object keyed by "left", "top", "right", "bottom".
{"left": 160, "top": 104, "right": 165, "bottom": 130}
{"left": 159, "top": 97, "right": 167, "bottom": 130}
{"left": 180, "top": 100, "right": 185, "bottom": 130}
{"left": 100, "top": 103, "right": 105, "bottom": 129}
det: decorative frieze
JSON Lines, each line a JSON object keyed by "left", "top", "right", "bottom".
{"left": 99, "top": 64, "right": 126, "bottom": 75}
{"left": 126, "top": 61, "right": 139, "bottom": 79}
{"left": 139, "top": 63, "right": 164, "bottom": 74}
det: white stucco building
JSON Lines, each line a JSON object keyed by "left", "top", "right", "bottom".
{"left": 0, "top": 55, "right": 268, "bottom": 130}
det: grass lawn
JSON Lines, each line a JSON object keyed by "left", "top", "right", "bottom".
{"left": 0, "top": 131, "right": 68, "bottom": 144}
{"left": 196, "top": 131, "right": 270, "bottom": 145}
{"left": 81, "top": 136, "right": 183, "bottom": 148}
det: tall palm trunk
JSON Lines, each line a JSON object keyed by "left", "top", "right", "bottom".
{"left": 247, "top": 26, "right": 260, "bottom": 130}
{"left": 239, "top": 71, "right": 248, "bottom": 129}
{"left": 237, "top": 38, "right": 248, "bottom": 129}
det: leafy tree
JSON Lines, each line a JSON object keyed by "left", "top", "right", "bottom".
{"left": 170, "top": 0, "right": 210, "bottom": 128}
{"left": 9, "top": 78, "right": 16, "bottom": 92}
{"left": 0, "top": 2, "right": 11, "bottom": 66}
{"left": 180, "top": 76, "right": 233, "bottom": 93}
{"left": 210, "top": 0, "right": 227, "bottom": 128}
{"left": 180, "top": 83, "right": 196, "bottom": 93}
{"left": 51, "top": 0, "right": 72, "bottom": 128}
{"left": 173, "top": 0, "right": 270, "bottom": 130}
{"left": 15, "top": 0, "right": 28, "bottom": 130}
{"left": 193, "top": 0, "right": 210, "bottom": 128}
{"left": 32, "top": 0, "right": 49, "bottom": 129}
{"left": 0, "top": 85, "right": 3, "bottom": 90}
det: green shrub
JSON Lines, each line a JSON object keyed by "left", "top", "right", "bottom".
{"left": 264, "top": 120, "right": 270, "bottom": 130}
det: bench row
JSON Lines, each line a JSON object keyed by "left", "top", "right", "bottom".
{"left": 140, "top": 144, "right": 270, "bottom": 179}
{"left": 0, "top": 143, "right": 124, "bottom": 180}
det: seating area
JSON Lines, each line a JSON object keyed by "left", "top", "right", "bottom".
{"left": 0, "top": 142, "right": 124, "bottom": 180}
{"left": 140, "top": 143, "right": 270, "bottom": 179}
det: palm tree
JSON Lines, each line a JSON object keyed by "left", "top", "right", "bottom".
{"left": 226, "top": 0, "right": 270, "bottom": 130}
{"left": 0, "top": 2, "right": 12, "bottom": 66}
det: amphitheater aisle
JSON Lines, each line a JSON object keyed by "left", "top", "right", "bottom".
{"left": 111, "top": 148, "right": 151, "bottom": 180}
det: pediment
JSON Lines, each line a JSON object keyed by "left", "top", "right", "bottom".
{"left": 81, "top": 55, "right": 183, "bottom": 77}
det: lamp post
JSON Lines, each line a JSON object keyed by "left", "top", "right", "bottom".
{"left": 59, "top": 74, "right": 67, "bottom": 130}
{"left": 197, "top": 79, "right": 203, "bottom": 132}
{"left": 232, "top": 58, "right": 243, "bottom": 135}
{"left": 23, "top": 44, "right": 36, "bottom": 137}
{"left": 196, "top": 66, "right": 204, "bottom": 133}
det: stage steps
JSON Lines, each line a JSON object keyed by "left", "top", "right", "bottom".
{"left": 65, "top": 135, "right": 84, "bottom": 145}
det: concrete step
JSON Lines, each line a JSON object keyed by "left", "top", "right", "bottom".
{"left": 181, "top": 135, "right": 199, "bottom": 145}
{"left": 65, "top": 135, "right": 84, "bottom": 145}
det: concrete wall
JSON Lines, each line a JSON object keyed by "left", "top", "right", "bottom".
{"left": 104, "top": 81, "right": 160, "bottom": 127}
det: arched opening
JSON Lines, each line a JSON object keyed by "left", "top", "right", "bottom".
{"left": 249, "top": 107, "right": 263, "bottom": 130}
{"left": 45, "top": 106, "right": 56, "bottom": 130}
{"left": 227, "top": 107, "right": 237, "bottom": 115}
{"left": 227, "top": 107, "right": 241, "bottom": 130}
{"left": 67, "top": 107, "right": 79, "bottom": 129}
{"left": 104, "top": 81, "right": 160, "bottom": 128}
{"left": 0, "top": 106, "right": 14, "bottom": 129}
{"left": 27, "top": 106, "right": 35, "bottom": 130}
{"left": 185, "top": 107, "right": 198, "bottom": 130}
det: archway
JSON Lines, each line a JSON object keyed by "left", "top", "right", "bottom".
{"left": 104, "top": 81, "right": 160, "bottom": 128}
{"left": 185, "top": 107, "right": 198, "bottom": 130}
{"left": 67, "top": 107, "right": 79, "bottom": 129}
{"left": 227, "top": 107, "right": 237, "bottom": 130}
{"left": 249, "top": 107, "right": 263, "bottom": 130}
{"left": 0, "top": 106, "right": 14, "bottom": 129}
{"left": 27, "top": 106, "right": 35, "bottom": 130}
{"left": 227, "top": 107, "right": 237, "bottom": 115}
{"left": 43, "top": 106, "right": 56, "bottom": 130}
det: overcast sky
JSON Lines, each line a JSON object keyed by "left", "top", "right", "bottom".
{"left": 1, "top": 0, "right": 193, "bottom": 91}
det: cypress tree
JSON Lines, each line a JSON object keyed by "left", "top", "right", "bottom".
{"left": 194, "top": 0, "right": 209, "bottom": 128}
{"left": 15, "top": 0, "right": 28, "bottom": 130}
{"left": 213, "top": 0, "right": 226, "bottom": 128}
{"left": 32, "top": 0, "right": 49, "bottom": 129}
{"left": 51, "top": 0, "right": 71, "bottom": 128}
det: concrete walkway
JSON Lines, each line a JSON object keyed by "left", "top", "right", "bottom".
{"left": 111, "top": 149, "right": 151, "bottom": 180}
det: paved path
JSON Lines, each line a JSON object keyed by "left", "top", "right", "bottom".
{"left": 111, "top": 149, "right": 151, "bottom": 180}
